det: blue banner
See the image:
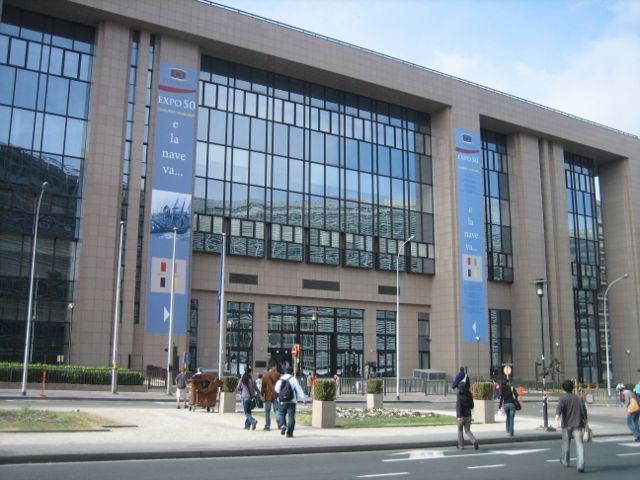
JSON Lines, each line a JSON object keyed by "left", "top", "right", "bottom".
{"left": 455, "top": 129, "right": 487, "bottom": 343}
{"left": 145, "top": 61, "right": 197, "bottom": 334}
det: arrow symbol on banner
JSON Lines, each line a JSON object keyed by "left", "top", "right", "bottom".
{"left": 472, "top": 321, "right": 477, "bottom": 335}
{"left": 163, "top": 307, "right": 170, "bottom": 322}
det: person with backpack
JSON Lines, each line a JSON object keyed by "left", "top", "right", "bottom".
{"left": 455, "top": 373, "right": 479, "bottom": 450}
{"left": 554, "top": 379, "right": 588, "bottom": 472}
{"left": 621, "top": 384, "right": 640, "bottom": 441}
{"left": 274, "top": 366, "right": 306, "bottom": 438}
{"left": 174, "top": 367, "right": 188, "bottom": 409}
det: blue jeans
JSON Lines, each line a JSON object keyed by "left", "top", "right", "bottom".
{"left": 627, "top": 412, "right": 640, "bottom": 437}
{"left": 560, "top": 427, "right": 585, "bottom": 470}
{"left": 264, "top": 399, "right": 282, "bottom": 429}
{"left": 503, "top": 402, "right": 516, "bottom": 435}
{"left": 280, "top": 402, "right": 297, "bottom": 436}
{"left": 242, "top": 399, "right": 256, "bottom": 429}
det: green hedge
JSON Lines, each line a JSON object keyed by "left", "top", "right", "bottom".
{"left": 366, "top": 378, "right": 383, "bottom": 394}
{"left": 473, "top": 381, "right": 494, "bottom": 400}
{"left": 220, "top": 375, "right": 239, "bottom": 392}
{"left": 313, "top": 379, "right": 337, "bottom": 401}
{"left": 0, "top": 362, "right": 145, "bottom": 385}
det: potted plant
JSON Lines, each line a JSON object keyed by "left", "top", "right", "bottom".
{"left": 366, "top": 378, "right": 384, "bottom": 409}
{"left": 218, "top": 375, "right": 238, "bottom": 414}
{"left": 472, "top": 381, "right": 495, "bottom": 424}
{"left": 312, "top": 378, "right": 337, "bottom": 428}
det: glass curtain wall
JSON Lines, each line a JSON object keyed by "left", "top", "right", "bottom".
{"left": 489, "top": 309, "right": 513, "bottom": 378}
{"left": 0, "top": 7, "right": 93, "bottom": 362}
{"left": 195, "top": 56, "right": 434, "bottom": 273}
{"left": 481, "top": 129, "right": 513, "bottom": 282}
{"left": 565, "top": 153, "right": 600, "bottom": 383}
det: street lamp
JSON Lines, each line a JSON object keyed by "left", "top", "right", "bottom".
{"left": 534, "top": 278, "right": 555, "bottom": 431}
{"left": 396, "top": 234, "right": 415, "bottom": 401}
{"left": 626, "top": 349, "right": 631, "bottom": 384}
{"left": 166, "top": 226, "right": 177, "bottom": 396}
{"left": 603, "top": 273, "right": 629, "bottom": 397}
{"left": 475, "top": 336, "right": 481, "bottom": 380}
{"left": 111, "top": 220, "right": 125, "bottom": 394}
{"left": 311, "top": 310, "right": 318, "bottom": 376}
{"left": 21, "top": 181, "right": 48, "bottom": 396}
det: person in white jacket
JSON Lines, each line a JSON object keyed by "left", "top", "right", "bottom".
{"left": 274, "top": 366, "right": 306, "bottom": 438}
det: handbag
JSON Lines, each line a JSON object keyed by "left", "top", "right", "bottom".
{"left": 627, "top": 397, "right": 640, "bottom": 414}
{"left": 512, "top": 387, "right": 522, "bottom": 410}
{"left": 582, "top": 421, "right": 593, "bottom": 442}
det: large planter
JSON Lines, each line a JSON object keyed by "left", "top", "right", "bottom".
{"left": 366, "top": 393, "right": 383, "bottom": 410}
{"left": 311, "top": 399, "right": 336, "bottom": 428}
{"left": 473, "top": 399, "right": 495, "bottom": 424}
{"left": 218, "top": 391, "right": 237, "bottom": 413}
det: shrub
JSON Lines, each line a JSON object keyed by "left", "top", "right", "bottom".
{"left": 367, "top": 378, "right": 383, "bottom": 394}
{"left": 0, "top": 362, "right": 144, "bottom": 385}
{"left": 220, "top": 375, "right": 239, "bottom": 392}
{"left": 473, "top": 381, "right": 495, "bottom": 400}
{"left": 313, "top": 378, "right": 337, "bottom": 401}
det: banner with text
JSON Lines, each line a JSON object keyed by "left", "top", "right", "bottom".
{"left": 145, "top": 61, "right": 197, "bottom": 334}
{"left": 455, "top": 128, "right": 487, "bottom": 343}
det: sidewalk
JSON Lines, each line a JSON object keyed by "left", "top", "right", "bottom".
{"left": 0, "top": 388, "right": 630, "bottom": 465}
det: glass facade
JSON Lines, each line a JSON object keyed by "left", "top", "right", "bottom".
{"left": 489, "top": 308, "right": 512, "bottom": 378}
{"left": 481, "top": 129, "right": 513, "bottom": 282}
{"left": 194, "top": 56, "right": 434, "bottom": 273}
{"left": 375, "top": 310, "right": 397, "bottom": 377}
{"left": 226, "top": 301, "right": 254, "bottom": 376}
{"left": 268, "top": 304, "right": 364, "bottom": 377}
{"left": 0, "top": 7, "right": 93, "bottom": 362}
{"left": 565, "top": 153, "right": 600, "bottom": 383}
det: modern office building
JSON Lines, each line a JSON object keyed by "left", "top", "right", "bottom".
{"left": 1, "top": 0, "right": 638, "bottom": 384}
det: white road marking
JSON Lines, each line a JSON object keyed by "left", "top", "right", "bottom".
{"left": 468, "top": 464, "right": 505, "bottom": 469}
{"left": 617, "top": 452, "right": 640, "bottom": 456}
{"left": 618, "top": 442, "right": 640, "bottom": 448}
{"left": 547, "top": 457, "right": 576, "bottom": 463}
{"left": 593, "top": 436, "right": 629, "bottom": 443}
{"left": 384, "top": 448, "right": 549, "bottom": 463}
{"left": 357, "top": 473, "right": 410, "bottom": 478}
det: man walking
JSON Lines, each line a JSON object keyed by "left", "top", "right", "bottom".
{"left": 555, "top": 379, "right": 588, "bottom": 473}
{"left": 261, "top": 360, "right": 282, "bottom": 431}
{"left": 174, "top": 367, "right": 188, "bottom": 409}
{"left": 275, "top": 366, "right": 306, "bottom": 438}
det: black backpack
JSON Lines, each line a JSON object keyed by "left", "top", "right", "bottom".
{"left": 278, "top": 378, "right": 294, "bottom": 402}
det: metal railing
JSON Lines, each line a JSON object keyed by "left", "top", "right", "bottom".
{"left": 337, "top": 377, "right": 449, "bottom": 396}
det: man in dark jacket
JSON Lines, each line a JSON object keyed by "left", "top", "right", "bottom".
{"left": 555, "top": 379, "right": 587, "bottom": 472}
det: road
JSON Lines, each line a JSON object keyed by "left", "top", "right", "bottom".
{"left": 1, "top": 438, "right": 638, "bottom": 480}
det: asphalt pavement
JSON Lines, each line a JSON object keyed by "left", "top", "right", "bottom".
{"left": 0, "top": 387, "right": 631, "bottom": 465}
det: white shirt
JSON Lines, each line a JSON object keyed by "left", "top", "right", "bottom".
{"left": 274, "top": 374, "right": 306, "bottom": 403}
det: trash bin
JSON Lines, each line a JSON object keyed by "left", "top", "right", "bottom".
{"left": 188, "top": 372, "right": 221, "bottom": 412}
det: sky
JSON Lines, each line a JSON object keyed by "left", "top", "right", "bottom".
{"left": 217, "top": 0, "right": 640, "bottom": 137}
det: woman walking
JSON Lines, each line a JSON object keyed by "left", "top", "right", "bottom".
{"left": 236, "top": 367, "right": 259, "bottom": 430}
{"left": 498, "top": 379, "right": 519, "bottom": 436}
{"left": 456, "top": 379, "right": 479, "bottom": 450}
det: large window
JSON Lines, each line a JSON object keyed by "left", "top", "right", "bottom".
{"left": 481, "top": 130, "right": 513, "bottom": 282}
{"left": 0, "top": 7, "right": 93, "bottom": 362}
{"left": 226, "top": 301, "right": 254, "bottom": 376}
{"left": 489, "top": 309, "right": 512, "bottom": 378}
{"left": 565, "top": 153, "right": 600, "bottom": 383}
{"left": 376, "top": 310, "right": 396, "bottom": 377}
{"left": 196, "top": 57, "right": 435, "bottom": 273}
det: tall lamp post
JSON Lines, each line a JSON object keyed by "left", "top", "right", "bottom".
{"left": 603, "top": 273, "right": 629, "bottom": 397}
{"left": 626, "top": 349, "right": 631, "bottom": 384}
{"left": 165, "top": 227, "right": 177, "bottom": 396}
{"left": 475, "top": 336, "right": 481, "bottom": 380}
{"left": 534, "top": 278, "right": 555, "bottom": 431}
{"left": 111, "top": 220, "right": 125, "bottom": 394}
{"left": 311, "top": 310, "right": 318, "bottom": 375}
{"left": 21, "top": 181, "right": 48, "bottom": 396}
{"left": 396, "top": 234, "right": 415, "bottom": 401}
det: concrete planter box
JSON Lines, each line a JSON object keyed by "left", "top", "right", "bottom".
{"left": 218, "top": 391, "right": 237, "bottom": 413}
{"left": 312, "top": 399, "right": 336, "bottom": 428}
{"left": 473, "top": 399, "right": 495, "bottom": 424}
{"left": 366, "top": 393, "right": 383, "bottom": 410}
